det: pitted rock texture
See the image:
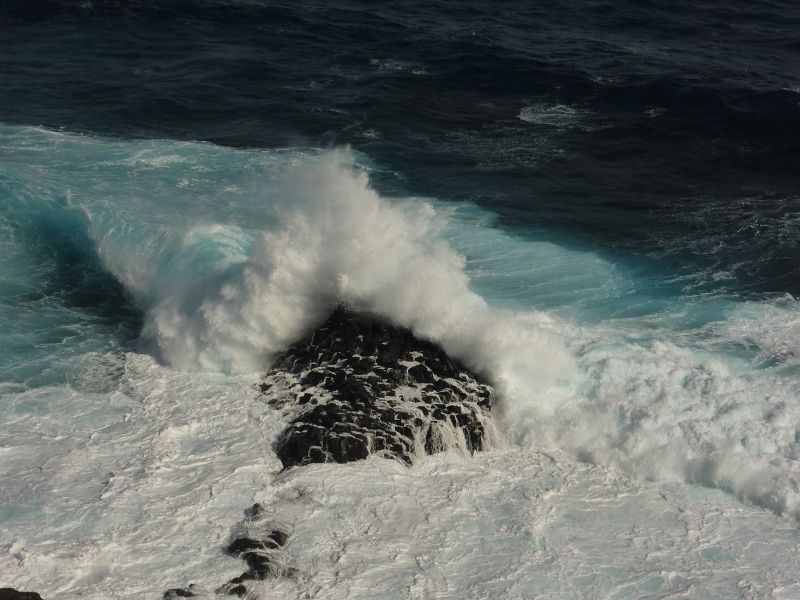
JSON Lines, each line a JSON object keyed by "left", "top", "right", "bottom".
{"left": 262, "top": 306, "right": 494, "bottom": 468}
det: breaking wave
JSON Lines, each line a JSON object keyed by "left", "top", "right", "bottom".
{"left": 3, "top": 124, "right": 800, "bottom": 519}
{"left": 77, "top": 147, "right": 576, "bottom": 398}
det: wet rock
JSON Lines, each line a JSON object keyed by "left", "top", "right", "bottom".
{"left": 224, "top": 583, "right": 247, "bottom": 597}
{"left": 407, "top": 363, "right": 434, "bottom": 383}
{"left": 262, "top": 305, "right": 494, "bottom": 468}
{"left": 244, "top": 503, "right": 264, "bottom": 519}
{"left": 163, "top": 588, "right": 195, "bottom": 599}
{"left": 0, "top": 590, "right": 43, "bottom": 600}
{"left": 267, "top": 529, "right": 289, "bottom": 547}
{"left": 226, "top": 537, "right": 272, "bottom": 555}
{"left": 222, "top": 525, "right": 293, "bottom": 596}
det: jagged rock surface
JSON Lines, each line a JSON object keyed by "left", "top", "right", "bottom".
{"left": 262, "top": 306, "right": 494, "bottom": 468}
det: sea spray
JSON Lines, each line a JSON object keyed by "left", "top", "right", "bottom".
{"left": 80, "top": 147, "right": 577, "bottom": 397}
{"left": 5, "top": 124, "right": 800, "bottom": 520}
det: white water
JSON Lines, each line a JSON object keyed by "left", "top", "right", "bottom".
{"left": 131, "top": 150, "right": 576, "bottom": 400}
{"left": 2, "top": 353, "right": 799, "bottom": 598}
{"left": 3, "top": 125, "right": 800, "bottom": 598}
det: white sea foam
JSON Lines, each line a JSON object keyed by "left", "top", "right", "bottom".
{"left": 0, "top": 353, "right": 286, "bottom": 598}
{"left": 4, "top": 125, "right": 800, "bottom": 598}
{"left": 2, "top": 356, "right": 798, "bottom": 599}
{"left": 518, "top": 103, "right": 584, "bottom": 128}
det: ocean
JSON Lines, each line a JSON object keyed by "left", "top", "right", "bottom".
{"left": 2, "top": 1, "right": 800, "bottom": 598}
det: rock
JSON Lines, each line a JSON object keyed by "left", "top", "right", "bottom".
{"left": 225, "top": 583, "right": 247, "bottom": 597}
{"left": 221, "top": 523, "right": 294, "bottom": 596}
{"left": 163, "top": 588, "right": 195, "bottom": 599}
{"left": 0, "top": 591, "right": 44, "bottom": 600}
{"left": 244, "top": 503, "right": 264, "bottom": 519}
{"left": 267, "top": 529, "right": 290, "bottom": 547}
{"left": 226, "top": 537, "right": 272, "bottom": 555}
{"left": 407, "top": 363, "right": 433, "bottom": 383}
{"left": 261, "top": 306, "right": 494, "bottom": 468}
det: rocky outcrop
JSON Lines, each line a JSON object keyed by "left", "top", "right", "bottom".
{"left": 163, "top": 309, "right": 495, "bottom": 597}
{"left": 261, "top": 306, "right": 495, "bottom": 468}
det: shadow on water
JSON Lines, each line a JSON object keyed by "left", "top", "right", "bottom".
{"left": 0, "top": 193, "right": 144, "bottom": 388}
{"left": 4, "top": 195, "right": 144, "bottom": 346}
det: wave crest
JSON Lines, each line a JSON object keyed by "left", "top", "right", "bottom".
{"left": 120, "top": 150, "right": 577, "bottom": 400}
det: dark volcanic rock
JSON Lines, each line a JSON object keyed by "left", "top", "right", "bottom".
{"left": 0, "top": 591, "right": 43, "bottom": 600}
{"left": 263, "top": 306, "right": 494, "bottom": 468}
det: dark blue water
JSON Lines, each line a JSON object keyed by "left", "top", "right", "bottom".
{"left": 3, "top": 0, "right": 799, "bottom": 295}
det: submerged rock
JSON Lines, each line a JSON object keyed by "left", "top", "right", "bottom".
{"left": 262, "top": 306, "right": 494, "bottom": 468}
{"left": 218, "top": 505, "right": 295, "bottom": 597}
{"left": 162, "top": 588, "right": 195, "bottom": 599}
